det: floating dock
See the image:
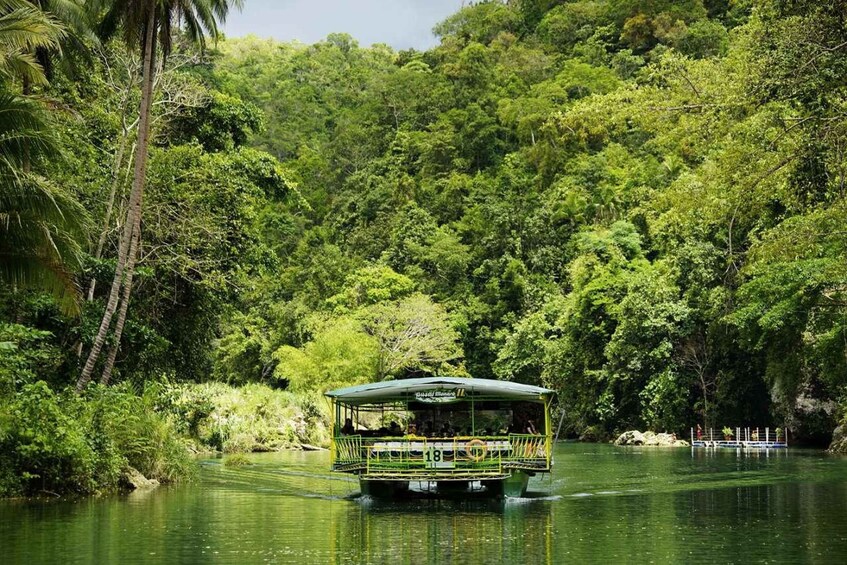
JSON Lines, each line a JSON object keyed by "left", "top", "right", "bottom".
{"left": 690, "top": 427, "right": 788, "bottom": 449}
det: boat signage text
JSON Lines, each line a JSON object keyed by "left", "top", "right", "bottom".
{"left": 414, "top": 389, "right": 465, "bottom": 403}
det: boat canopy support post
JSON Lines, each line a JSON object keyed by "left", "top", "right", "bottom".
{"left": 333, "top": 399, "right": 340, "bottom": 434}
{"left": 471, "top": 394, "right": 475, "bottom": 436}
{"left": 554, "top": 405, "right": 566, "bottom": 443}
{"left": 544, "top": 396, "right": 553, "bottom": 466}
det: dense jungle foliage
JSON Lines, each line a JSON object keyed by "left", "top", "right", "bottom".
{"left": 3, "top": 0, "right": 847, "bottom": 494}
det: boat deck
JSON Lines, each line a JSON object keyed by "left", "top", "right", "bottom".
{"left": 331, "top": 434, "right": 550, "bottom": 479}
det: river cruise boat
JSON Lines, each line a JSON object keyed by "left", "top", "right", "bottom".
{"left": 326, "top": 377, "right": 554, "bottom": 497}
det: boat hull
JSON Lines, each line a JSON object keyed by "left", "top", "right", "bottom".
{"left": 359, "top": 470, "right": 532, "bottom": 498}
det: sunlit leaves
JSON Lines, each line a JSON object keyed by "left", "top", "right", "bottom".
{"left": 273, "top": 318, "right": 379, "bottom": 393}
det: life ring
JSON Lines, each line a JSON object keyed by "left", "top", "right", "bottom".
{"left": 466, "top": 439, "right": 487, "bottom": 462}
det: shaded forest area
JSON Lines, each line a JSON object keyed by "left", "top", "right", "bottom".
{"left": 211, "top": 0, "right": 847, "bottom": 444}
{"left": 3, "top": 0, "right": 847, "bottom": 494}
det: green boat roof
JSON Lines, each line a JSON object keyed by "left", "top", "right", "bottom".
{"left": 325, "top": 377, "right": 553, "bottom": 404}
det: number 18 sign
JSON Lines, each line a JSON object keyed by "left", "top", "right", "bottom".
{"left": 424, "top": 446, "right": 455, "bottom": 469}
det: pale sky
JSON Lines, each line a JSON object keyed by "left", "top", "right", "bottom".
{"left": 223, "top": 0, "right": 466, "bottom": 50}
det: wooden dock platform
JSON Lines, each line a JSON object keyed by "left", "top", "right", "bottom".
{"left": 690, "top": 427, "right": 788, "bottom": 449}
{"left": 691, "top": 440, "right": 787, "bottom": 449}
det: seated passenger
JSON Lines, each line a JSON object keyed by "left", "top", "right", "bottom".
{"left": 406, "top": 423, "right": 420, "bottom": 438}
{"left": 421, "top": 421, "right": 434, "bottom": 437}
{"left": 388, "top": 421, "right": 402, "bottom": 436}
{"left": 440, "top": 422, "right": 453, "bottom": 437}
{"left": 340, "top": 418, "right": 355, "bottom": 435}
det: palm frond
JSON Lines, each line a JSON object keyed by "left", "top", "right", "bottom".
{"left": 31, "top": 0, "right": 90, "bottom": 36}
{"left": 0, "top": 90, "right": 87, "bottom": 315}
{"left": 0, "top": 174, "right": 88, "bottom": 315}
{"left": 0, "top": 4, "right": 65, "bottom": 50}
{"left": 29, "top": 0, "right": 102, "bottom": 79}
{"left": 92, "top": 0, "right": 241, "bottom": 57}
{"left": 0, "top": 2, "right": 65, "bottom": 83}
{"left": 92, "top": 0, "right": 152, "bottom": 51}
{"left": 0, "top": 90, "right": 59, "bottom": 162}
{"left": 0, "top": 250, "right": 81, "bottom": 314}
{"left": 0, "top": 50, "right": 47, "bottom": 84}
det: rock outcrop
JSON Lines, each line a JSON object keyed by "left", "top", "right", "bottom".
{"left": 120, "top": 467, "right": 160, "bottom": 491}
{"left": 615, "top": 430, "right": 689, "bottom": 447}
{"left": 828, "top": 423, "right": 847, "bottom": 454}
{"left": 299, "top": 443, "right": 327, "bottom": 451}
{"left": 615, "top": 430, "right": 645, "bottom": 445}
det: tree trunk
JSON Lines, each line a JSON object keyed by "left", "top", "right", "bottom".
{"left": 22, "top": 76, "right": 31, "bottom": 173}
{"left": 700, "top": 376, "right": 710, "bottom": 430}
{"left": 77, "top": 8, "right": 157, "bottom": 393}
{"left": 87, "top": 134, "right": 130, "bottom": 302}
{"left": 100, "top": 219, "right": 140, "bottom": 386}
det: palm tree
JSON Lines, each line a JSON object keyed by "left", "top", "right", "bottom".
{"left": 77, "top": 0, "right": 242, "bottom": 390}
{"left": 20, "top": 0, "right": 93, "bottom": 93}
{"left": 0, "top": 93, "right": 86, "bottom": 314}
{"left": 0, "top": 0, "right": 65, "bottom": 86}
{"left": 0, "top": 1, "right": 86, "bottom": 314}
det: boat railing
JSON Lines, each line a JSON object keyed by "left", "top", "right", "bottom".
{"left": 331, "top": 434, "right": 549, "bottom": 475}
{"left": 333, "top": 435, "right": 363, "bottom": 466}
{"left": 509, "top": 434, "right": 548, "bottom": 463}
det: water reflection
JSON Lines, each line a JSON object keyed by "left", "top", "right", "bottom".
{"left": 332, "top": 496, "right": 556, "bottom": 564}
{"left": 2, "top": 446, "right": 847, "bottom": 563}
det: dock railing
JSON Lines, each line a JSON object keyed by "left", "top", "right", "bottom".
{"left": 690, "top": 426, "right": 788, "bottom": 449}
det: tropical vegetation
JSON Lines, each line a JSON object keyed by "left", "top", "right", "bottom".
{"left": 3, "top": 0, "right": 847, "bottom": 496}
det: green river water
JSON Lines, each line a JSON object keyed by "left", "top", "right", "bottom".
{"left": 2, "top": 443, "right": 847, "bottom": 564}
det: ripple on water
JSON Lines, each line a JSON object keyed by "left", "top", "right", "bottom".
{"left": 5, "top": 444, "right": 847, "bottom": 564}
{"left": 505, "top": 494, "right": 562, "bottom": 504}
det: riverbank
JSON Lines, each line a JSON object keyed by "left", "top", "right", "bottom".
{"left": 5, "top": 378, "right": 845, "bottom": 499}
{"left": 0, "top": 381, "right": 330, "bottom": 498}
{"left": 160, "top": 382, "right": 332, "bottom": 453}
{"left": 829, "top": 422, "right": 847, "bottom": 454}
{"left": 0, "top": 382, "right": 195, "bottom": 498}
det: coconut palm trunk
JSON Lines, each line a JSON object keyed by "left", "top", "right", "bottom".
{"left": 87, "top": 134, "right": 130, "bottom": 301}
{"left": 99, "top": 215, "right": 140, "bottom": 385}
{"left": 76, "top": 5, "right": 156, "bottom": 392}
{"left": 77, "top": 0, "right": 242, "bottom": 391}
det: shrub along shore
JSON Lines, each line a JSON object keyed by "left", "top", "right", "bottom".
{"left": 0, "top": 382, "right": 330, "bottom": 498}
{"left": 4, "top": 380, "right": 847, "bottom": 498}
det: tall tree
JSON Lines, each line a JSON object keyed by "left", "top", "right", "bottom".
{"left": 0, "top": 93, "right": 86, "bottom": 314}
{"left": 0, "top": 0, "right": 85, "bottom": 314}
{"left": 77, "top": 0, "right": 242, "bottom": 391}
